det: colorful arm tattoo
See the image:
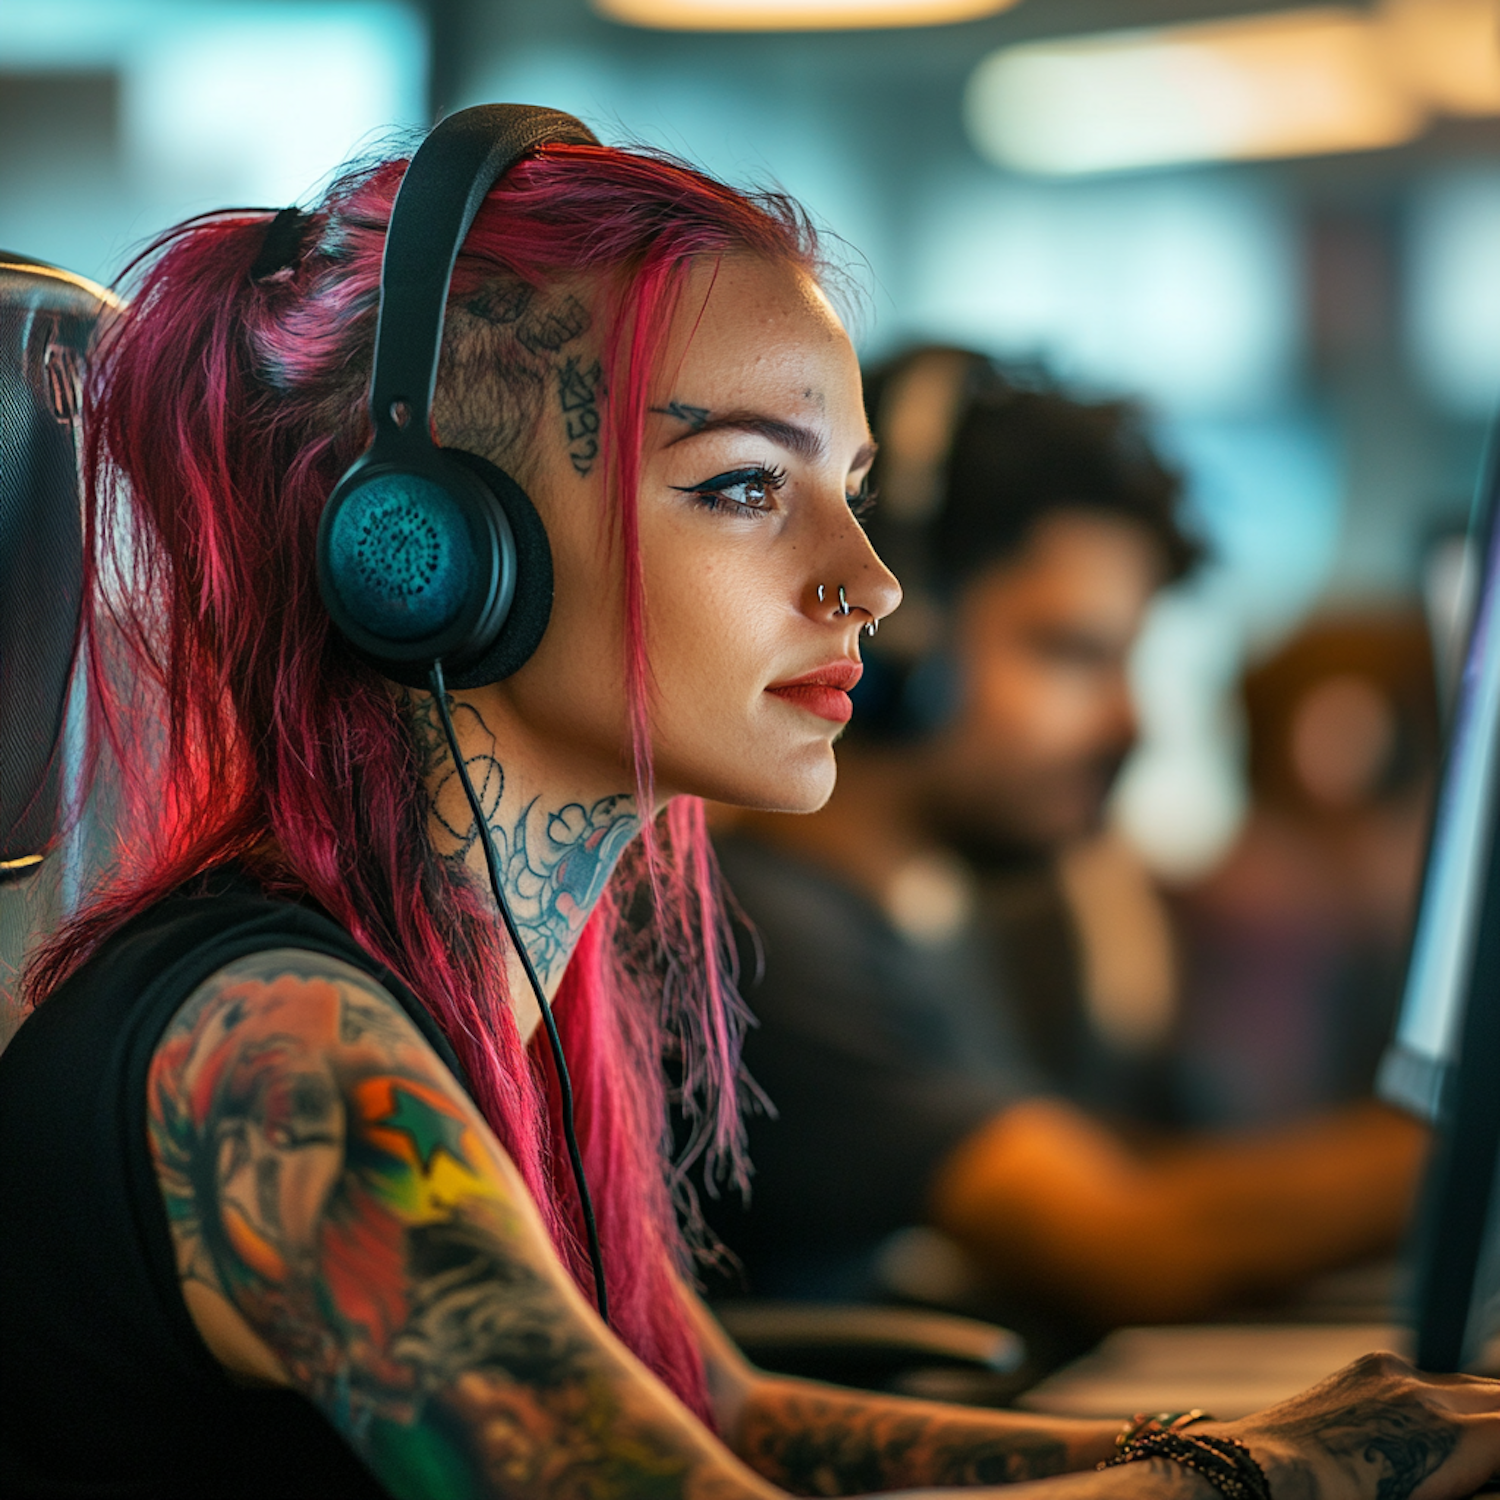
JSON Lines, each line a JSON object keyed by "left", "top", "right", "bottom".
{"left": 147, "top": 949, "right": 765, "bottom": 1500}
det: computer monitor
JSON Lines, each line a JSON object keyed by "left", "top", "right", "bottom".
{"left": 1377, "top": 424, "right": 1500, "bottom": 1374}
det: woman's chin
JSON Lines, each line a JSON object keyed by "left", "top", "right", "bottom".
{"left": 728, "top": 754, "right": 837, "bottom": 816}
{"left": 667, "top": 741, "right": 837, "bottom": 816}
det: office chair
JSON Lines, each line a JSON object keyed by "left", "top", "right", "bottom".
{"left": 715, "top": 1300, "right": 1029, "bottom": 1403}
{"left": 0, "top": 252, "right": 117, "bottom": 1040}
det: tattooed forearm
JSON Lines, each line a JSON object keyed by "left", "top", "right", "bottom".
{"left": 402, "top": 689, "right": 640, "bottom": 986}
{"left": 735, "top": 1385, "right": 1095, "bottom": 1496}
{"left": 558, "top": 355, "right": 603, "bottom": 476}
{"left": 149, "top": 955, "right": 765, "bottom": 1500}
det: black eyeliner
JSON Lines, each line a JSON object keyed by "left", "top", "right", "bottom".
{"left": 669, "top": 465, "right": 785, "bottom": 495}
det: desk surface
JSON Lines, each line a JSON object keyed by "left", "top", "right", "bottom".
{"left": 1018, "top": 1323, "right": 1410, "bottom": 1420}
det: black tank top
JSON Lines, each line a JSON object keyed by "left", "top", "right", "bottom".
{"left": 0, "top": 874, "right": 473, "bottom": 1499}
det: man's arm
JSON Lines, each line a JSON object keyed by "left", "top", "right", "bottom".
{"left": 928, "top": 1097, "right": 1428, "bottom": 1325}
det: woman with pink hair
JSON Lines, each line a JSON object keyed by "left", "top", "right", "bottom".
{"left": 0, "top": 116, "right": 1496, "bottom": 1500}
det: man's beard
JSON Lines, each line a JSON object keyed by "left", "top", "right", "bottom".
{"left": 926, "top": 747, "right": 1130, "bottom": 872}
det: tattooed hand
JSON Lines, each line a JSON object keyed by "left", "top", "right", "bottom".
{"left": 1211, "top": 1352, "right": 1500, "bottom": 1500}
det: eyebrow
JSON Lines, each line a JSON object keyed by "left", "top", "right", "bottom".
{"left": 657, "top": 407, "right": 876, "bottom": 472}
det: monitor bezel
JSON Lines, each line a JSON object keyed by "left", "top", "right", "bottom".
{"left": 1383, "top": 416, "right": 1500, "bottom": 1372}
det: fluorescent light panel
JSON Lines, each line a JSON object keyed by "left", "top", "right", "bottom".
{"left": 966, "top": 1, "right": 1500, "bottom": 176}
{"left": 902, "top": 176, "right": 1295, "bottom": 413}
{"left": 596, "top": 0, "right": 1019, "bottom": 31}
{"left": 1409, "top": 172, "right": 1500, "bottom": 416}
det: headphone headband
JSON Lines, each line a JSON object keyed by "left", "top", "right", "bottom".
{"left": 369, "top": 105, "right": 599, "bottom": 452}
{"left": 320, "top": 104, "right": 598, "bottom": 689}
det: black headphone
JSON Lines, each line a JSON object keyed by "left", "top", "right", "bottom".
{"left": 316, "top": 104, "right": 613, "bottom": 1323}
{"left": 851, "top": 347, "right": 1007, "bottom": 742}
{"left": 317, "top": 104, "right": 598, "bottom": 690}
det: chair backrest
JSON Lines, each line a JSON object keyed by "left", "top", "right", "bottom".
{"left": 0, "top": 252, "right": 115, "bottom": 877}
{"left": 0, "top": 252, "right": 117, "bottom": 1040}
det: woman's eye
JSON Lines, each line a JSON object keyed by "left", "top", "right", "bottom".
{"left": 672, "top": 466, "right": 786, "bottom": 516}
{"left": 846, "top": 479, "right": 876, "bottom": 524}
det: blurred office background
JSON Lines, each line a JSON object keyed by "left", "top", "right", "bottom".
{"left": 3, "top": 0, "right": 1498, "bottom": 1113}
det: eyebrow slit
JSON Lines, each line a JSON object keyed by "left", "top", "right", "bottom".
{"left": 651, "top": 400, "right": 711, "bottom": 433}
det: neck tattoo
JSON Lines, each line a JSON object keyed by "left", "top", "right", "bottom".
{"left": 405, "top": 691, "right": 640, "bottom": 986}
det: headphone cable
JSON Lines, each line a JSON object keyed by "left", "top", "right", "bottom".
{"left": 428, "top": 661, "right": 610, "bottom": 1326}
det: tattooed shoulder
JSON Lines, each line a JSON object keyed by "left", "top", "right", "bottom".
{"left": 147, "top": 949, "right": 765, "bottom": 1499}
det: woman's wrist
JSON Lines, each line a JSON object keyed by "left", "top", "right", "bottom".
{"left": 1079, "top": 1421, "right": 1130, "bottom": 1470}
{"left": 1195, "top": 1422, "right": 1303, "bottom": 1500}
{"left": 1102, "top": 1428, "right": 1271, "bottom": 1500}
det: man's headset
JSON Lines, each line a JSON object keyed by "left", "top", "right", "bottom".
{"left": 315, "top": 104, "right": 611, "bottom": 1321}
{"left": 852, "top": 347, "right": 1006, "bottom": 742}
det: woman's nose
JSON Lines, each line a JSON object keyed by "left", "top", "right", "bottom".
{"left": 809, "top": 550, "right": 902, "bottom": 630}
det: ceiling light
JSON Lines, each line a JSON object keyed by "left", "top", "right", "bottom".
{"left": 1379, "top": 0, "right": 1500, "bottom": 117}
{"left": 966, "top": 9, "right": 1424, "bottom": 176}
{"left": 596, "top": 0, "right": 1019, "bottom": 31}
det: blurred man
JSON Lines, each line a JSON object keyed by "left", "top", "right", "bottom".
{"left": 702, "top": 350, "right": 1426, "bottom": 1349}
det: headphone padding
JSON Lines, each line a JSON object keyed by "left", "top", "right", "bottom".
{"left": 442, "top": 447, "right": 554, "bottom": 687}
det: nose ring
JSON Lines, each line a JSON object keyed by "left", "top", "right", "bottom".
{"left": 819, "top": 583, "right": 871, "bottom": 630}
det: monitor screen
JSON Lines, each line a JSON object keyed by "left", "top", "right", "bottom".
{"left": 1377, "top": 426, "right": 1500, "bottom": 1373}
{"left": 1378, "top": 456, "right": 1500, "bottom": 1121}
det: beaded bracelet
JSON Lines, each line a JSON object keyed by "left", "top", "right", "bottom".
{"left": 1114, "top": 1409, "right": 1214, "bottom": 1451}
{"left": 1099, "top": 1429, "right": 1272, "bottom": 1500}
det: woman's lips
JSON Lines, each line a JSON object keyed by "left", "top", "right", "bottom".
{"left": 765, "top": 661, "right": 863, "bottom": 724}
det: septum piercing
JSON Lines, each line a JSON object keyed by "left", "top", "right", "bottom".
{"left": 820, "top": 582, "right": 875, "bottom": 633}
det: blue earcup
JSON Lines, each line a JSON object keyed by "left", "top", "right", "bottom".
{"left": 318, "top": 445, "right": 552, "bottom": 690}
{"left": 439, "top": 448, "right": 554, "bottom": 690}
